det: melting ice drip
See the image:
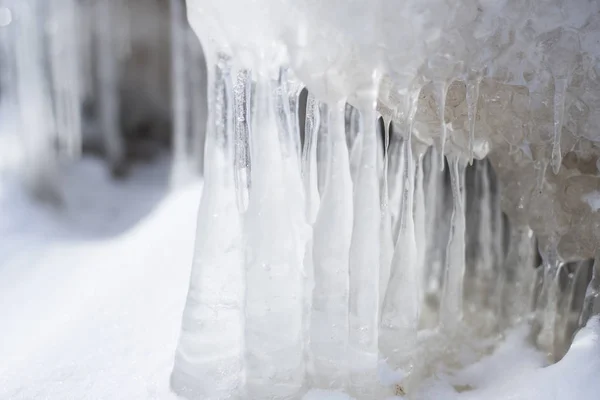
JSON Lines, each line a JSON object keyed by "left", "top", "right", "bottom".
{"left": 171, "top": 0, "right": 600, "bottom": 398}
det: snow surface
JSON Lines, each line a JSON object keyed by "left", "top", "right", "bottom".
{"left": 0, "top": 158, "right": 599, "bottom": 399}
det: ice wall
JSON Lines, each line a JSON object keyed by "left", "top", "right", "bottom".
{"left": 172, "top": 0, "right": 600, "bottom": 398}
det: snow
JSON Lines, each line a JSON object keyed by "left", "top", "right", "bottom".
{"left": 0, "top": 158, "right": 599, "bottom": 399}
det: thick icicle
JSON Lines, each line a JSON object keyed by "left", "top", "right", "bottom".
{"left": 309, "top": 100, "right": 353, "bottom": 390}
{"left": 348, "top": 82, "right": 382, "bottom": 398}
{"left": 380, "top": 120, "right": 419, "bottom": 368}
{"left": 302, "top": 93, "right": 321, "bottom": 223}
{"left": 440, "top": 156, "right": 467, "bottom": 330}
{"left": 171, "top": 53, "right": 244, "bottom": 400}
{"left": 243, "top": 69, "right": 306, "bottom": 399}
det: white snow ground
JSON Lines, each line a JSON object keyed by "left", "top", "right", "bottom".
{"left": 0, "top": 158, "right": 599, "bottom": 400}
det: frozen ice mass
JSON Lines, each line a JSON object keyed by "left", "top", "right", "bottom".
{"left": 0, "top": 0, "right": 600, "bottom": 399}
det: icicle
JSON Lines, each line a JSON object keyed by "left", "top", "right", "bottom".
{"left": 13, "top": 0, "right": 61, "bottom": 203}
{"left": 316, "top": 102, "right": 330, "bottom": 196}
{"left": 580, "top": 251, "right": 600, "bottom": 328}
{"left": 433, "top": 81, "right": 448, "bottom": 171}
{"left": 282, "top": 70, "right": 304, "bottom": 163}
{"left": 380, "top": 112, "right": 420, "bottom": 368}
{"left": 233, "top": 69, "right": 252, "bottom": 212}
{"left": 169, "top": 0, "right": 190, "bottom": 186}
{"left": 534, "top": 241, "right": 563, "bottom": 354}
{"left": 189, "top": 37, "right": 209, "bottom": 176}
{"left": 440, "top": 156, "right": 467, "bottom": 330}
{"left": 243, "top": 69, "right": 306, "bottom": 399}
{"left": 96, "top": 0, "right": 124, "bottom": 175}
{"left": 465, "top": 76, "right": 481, "bottom": 165}
{"left": 348, "top": 81, "right": 382, "bottom": 397}
{"left": 171, "top": 52, "right": 243, "bottom": 400}
{"left": 49, "top": 0, "right": 82, "bottom": 160}
{"left": 498, "top": 225, "right": 536, "bottom": 328}
{"left": 551, "top": 75, "right": 568, "bottom": 174}
{"left": 379, "top": 117, "right": 394, "bottom": 313}
{"left": 348, "top": 106, "right": 363, "bottom": 185}
{"left": 423, "top": 147, "right": 442, "bottom": 292}
{"left": 303, "top": 93, "right": 321, "bottom": 223}
{"left": 475, "top": 161, "right": 494, "bottom": 309}
{"left": 309, "top": 100, "right": 353, "bottom": 390}
{"left": 414, "top": 152, "right": 427, "bottom": 303}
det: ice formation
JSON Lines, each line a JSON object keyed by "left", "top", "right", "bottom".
{"left": 1, "top": 0, "right": 600, "bottom": 399}
{"left": 171, "top": 0, "right": 600, "bottom": 398}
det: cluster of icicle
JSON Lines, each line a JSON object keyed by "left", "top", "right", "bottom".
{"left": 0, "top": 0, "right": 204, "bottom": 195}
{"left": 173, "top": 0, "right": 600, "bottom": 398}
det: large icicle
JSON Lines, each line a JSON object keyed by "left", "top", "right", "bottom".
{"left": 380, "top": 93, "right": 420, "bottom": 368}
{"left": 309, "top": 100, "right": 353, "bottom": 390}
{"left": 243, "top": 68, "right": 307, "bottom": 399}
{"left": 348, "top": 82, "right": 382, "bottom": 398}
{"left": 440, "top": 156, "right": 467, "bottom": 330}
{"left": 171, "top": 53, "right": 244, "bottom": 400}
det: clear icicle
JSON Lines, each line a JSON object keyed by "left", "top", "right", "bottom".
{"left": 171, "top": 53, "right": 243, "bottom": 400}
{"left": 233, "top": 69, "right": 252, "bottom": 212}
{"left": 309, "top": 100, "right": 353, "bottom": 390}
{"left": 440, "top": 156, "right": 467, "bottom": 330}
{"left": 303, "top": 93, "right": 321, "bottom": 223}
{"left": 433, "top": 81, "right": 448, "bottom": 171}
{"left": 551, "top": 75, "right": 568, "bottom": 174}
{"left": 465, "top": 76, "right": 480, "bottom": 165}
{"left": 475, "top": 161, "right": 494, "bottom": 309}
{"left": 243, "top": 70, "right": 306, "bottom": 399}
{"left": 380, "top": 120, "right": 419, "bottom": 368}
{"left": 316, "top": 102, "right": 330, "bottom": 196}
{"left": 379, "top": 118, "right": 394, "bottom": 312}
{"left": 414, "top": 152, "right": 427, "bottom": 303}
{"left": 422, "top": 147, "right": 444, "bottom": 307}
{"left": 580, "top": 251, "right": 600, "bottom": 328}
{"left": 349, "top": 106, "right": 363, "bottom": 186}
{"left": 348, "top": 86, "right": 381, "bottom": 397}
